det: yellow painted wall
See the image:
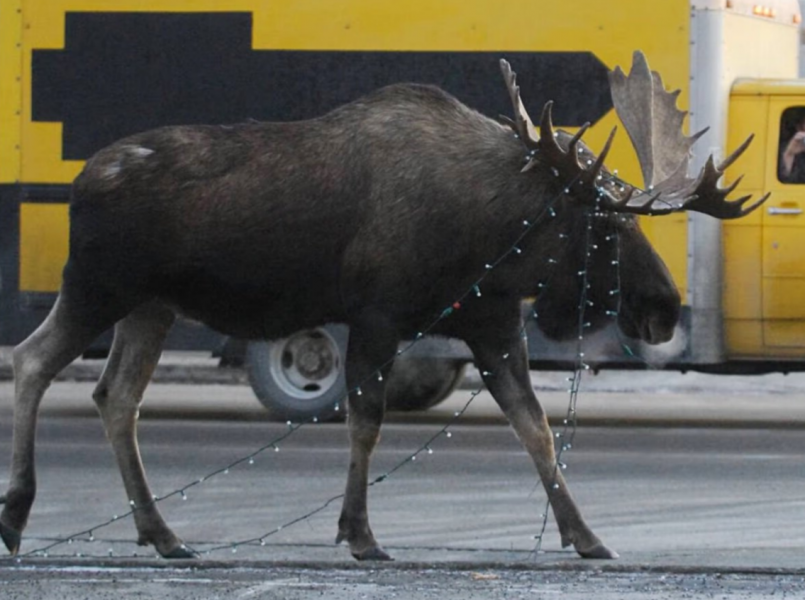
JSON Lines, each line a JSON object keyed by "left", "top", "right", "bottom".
{"left": 0, "top": 0, "right": 22, "bottom": 184}
{"left": 18, "top": 203, "right": 69, "bottom": 292}
{"left": 724, "top": 95, "right": 767, "bottom": 355}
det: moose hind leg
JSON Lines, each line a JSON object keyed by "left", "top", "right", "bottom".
{"left": 90, "top": 302, "right": 192, "bottom": 558}
{"left": 1, "top": 294, "right": 120, "bottom": 555}
{"left": 335, "top": 319, "right": 399, "bottom": 561}
{"left": 467, "top": 330, "right": 617, "bottom": 559}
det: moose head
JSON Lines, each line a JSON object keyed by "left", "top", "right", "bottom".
{"left": 496, "top": 51, "right": 767, "bottom": 346}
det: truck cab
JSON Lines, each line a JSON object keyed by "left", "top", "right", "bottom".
{"left": 725, "top": 79, "right": 805, "bottom": 359}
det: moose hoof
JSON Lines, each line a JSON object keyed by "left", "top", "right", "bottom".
{"left": 0, "top": 520, "right": 21, "bottom": 556}
{"left": 161, "top": 544, "right": 198, "bottom": 559}
{"left": 335, "top": 528, "right": 393, "bottom": 561}
{"left": 577, "top": 543, "right": 619, "bottom": 560}
{"left": 351, "top": 545, "right": 393, "bottom": 561}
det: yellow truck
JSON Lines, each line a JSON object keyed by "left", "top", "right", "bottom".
{"left": 2, "top": 0, "right": 805, "bottom": 417}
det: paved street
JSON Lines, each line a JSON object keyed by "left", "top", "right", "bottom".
{"left": 0, "top": 376, "right": 804, "bottom": 597}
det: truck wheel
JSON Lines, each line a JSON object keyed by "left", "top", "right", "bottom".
{"left": 246, "top": 325, "right": 348, "bottom": 422}
{"left": 386, "top": 357, "right": 467, "bottom": 412}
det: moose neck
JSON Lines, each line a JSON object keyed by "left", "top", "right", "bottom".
{"left": 441, "top": 134, "right": 585, "bottom": 301}
{"left": 338, "top": 91, "right": 581, "bottom": 309}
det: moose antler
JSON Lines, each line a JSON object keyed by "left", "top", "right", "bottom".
{"left": 499, "top": 52, "right": 769, "bottom": 219}
{"left": 499, "top": 59, "right": 614, "bottom": 183}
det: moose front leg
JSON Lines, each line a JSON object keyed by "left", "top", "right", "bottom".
{"left": 467, "top": 331, "right": 617, "bottom": 559}
{"left": 335, "top": 319, "right": 399, "bottom": 561}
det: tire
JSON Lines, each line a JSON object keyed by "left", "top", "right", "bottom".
{"left": 386, "top": 357, "right": 467, "bottom": 412}
{"left": 247, "top": 325, "right": 466, "bottom": 420}
{"left": 246, "top": 325, "right": 348, "bottom": 422}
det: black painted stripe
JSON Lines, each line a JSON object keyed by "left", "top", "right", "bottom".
{"left": 0, "top": 184, "right": 23, "bottom": 343}
{"left": 15, "top": 185, "right": 71, "bottom": 203}
{"left": 32, "top": 12, "right": 613, "bottom": 161}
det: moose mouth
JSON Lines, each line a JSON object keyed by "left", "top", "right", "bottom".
{"left": 619, "top": 313, "right": 676, "bottom": 345}
{"left": 642, "top": 319, "right": 675, "bottom": 345}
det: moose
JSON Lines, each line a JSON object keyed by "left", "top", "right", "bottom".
{"left": 1, "top": 51, "right": 766, "bottom": 561}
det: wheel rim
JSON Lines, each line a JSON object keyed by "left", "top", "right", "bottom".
{"left": 268, "top": 328, "right": 342, "bottom": 402}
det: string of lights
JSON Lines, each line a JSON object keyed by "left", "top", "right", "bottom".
{"left": 198, "top": 179, "right": 614, "bottom": 558}
{"left": 530, "top": 201, "right": 610, "bottom": 555}
{"left": 16, "top": 146, "right": 653, "bottom": 562}
{"left": 201, "top": 389, "right": 484, "bottom": 556}
{"left": 22, "top": 251, "right": 571, "bottom": 560}
{"left": 527, "top": 195, "right": 651, "bottom": 556}
{"left": 18, "top": 164, "right": 571, "bottom": 560}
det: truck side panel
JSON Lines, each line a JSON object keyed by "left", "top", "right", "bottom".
{"left": 2, "top": 0, "right": 693, "bottom": 356}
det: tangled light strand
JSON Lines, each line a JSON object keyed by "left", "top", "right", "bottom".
{"left": 530, "top": 207, "right": 597, "bottom": 555}
{"left": 18, "top": 169, "right": 577, "bottom": 560}
{"left": 16, "top": 155, "right": 653, "bottom": 561}
{"left": 200, "top": 389, "right": 484, "bottom": 555}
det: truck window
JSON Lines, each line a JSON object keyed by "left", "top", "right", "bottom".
{"left": 778, "top": 107, "right": 805, "bottom": 183}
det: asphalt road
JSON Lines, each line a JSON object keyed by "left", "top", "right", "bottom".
{"left": 0, "top": 381, "right": 804, "bottom": 598}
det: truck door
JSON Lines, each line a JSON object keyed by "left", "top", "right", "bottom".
{"left": 762, "top": 97, "right": 805, "bottom": 349}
